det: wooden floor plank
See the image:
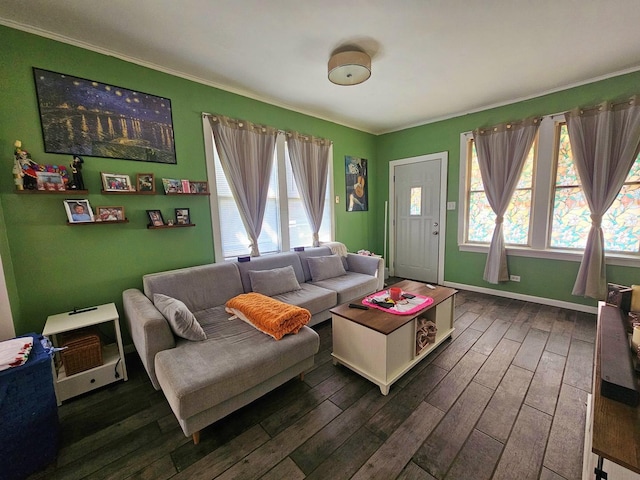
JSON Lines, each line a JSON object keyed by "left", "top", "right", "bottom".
{"left": 543, "top": 384, "right": 589, "bottom": 480}
{"left": 476, "top": 365, "right": 534, "bottom": 443}
{"left": 512, "top": 327, "right": 549, "bottom": 371}
{"left": 260, "top": 457, "right": 305, "bottom": 480}
{"left": 562, "top": 339, "right": 594, "bottom": 392}
{"left": 468, "top": 314, "right": 497, "bottom": 332}
{"left": 473, "top": 337, "right": 521, "bottom": 390}
{"left": 431, "top": 327, "right": 483, "bottom": 371}
{"left": 427, "top": 349, "right": 487, "bottom": 412}
{"left": 351, "top": 401, "right": 445, "bottom": 480}
{"left": 414, "top": 382, "right": 493, "bottom": 478}
{"left": 215, "top": 400, "right": 342, "bottom": 480}
{"left": 471, "top": 318, "right": 510, "bottom": 356}
{"left": 444, "top": 429, "right": 504, "bottom": 480}
{"left": 524, "top": 350, "right": 567, "bottom": 415}
{"left": 451, "top": 310, "right": 480, "bottom": 340}
{"left": 397, "top": 461, "right": 437, "bottom": 480}
{"left": 492, "top": 404, "right": 553, "bottom": 480}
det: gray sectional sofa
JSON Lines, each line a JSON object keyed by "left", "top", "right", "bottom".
{"left": 122, "top": 247, "right": 384, "bottom": 443}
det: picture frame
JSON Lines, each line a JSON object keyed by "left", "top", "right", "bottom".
{"left": 136, "top": 173, "right": 155, "bottom": 193}
{"left": 95, "top": 206, "right": 125, "bottom": 222}
{"left": 102, "top": 172, "right": 134, "bottom": 192}
{"left": 345, "top": 156, "right": 368, "bottom": 211}
{"left": 64, "top": 199, "right": 94, "bottom": 223}
{"left": 33, "top": 68, "right": 176, "bottom": 164}
{"left": 36, "top": 171, "right": 65, "bottom": 191}
{"left": 146, "top": 209, "right": 165, "bottom": 227}
{"left": 189, "top": 181, "right": 209, "bottom": 194}
{"left": 162, "top": 178, "right": 182, "bottom": 194}
{"left": 181, "top": 179, "right": 191, "bottom": 193}
{"left": 175, "top": 208, "right": 191, "bottom": 225}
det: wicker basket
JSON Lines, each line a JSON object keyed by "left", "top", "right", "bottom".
{"left": 59, "top": 327, "right": 103, "bottom": 376}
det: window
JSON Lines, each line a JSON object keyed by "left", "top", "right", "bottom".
{"left": 459, "top": 115, "right": 640, "bottom": 264}
{"left": 465, "top": 140, "right": 535, "bottom": 245}
{"left": 550, "top": 122, "right": 640, "bottom": 252}
{"left": 204, "top": 120, "right": 333, "bottom": 260}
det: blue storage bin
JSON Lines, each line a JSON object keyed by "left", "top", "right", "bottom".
{"left": 0, "top": 333, "right": 59, "bottom": 480}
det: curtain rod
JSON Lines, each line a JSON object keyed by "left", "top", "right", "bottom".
{"left": 202, "top": 112, "right": 333, "bottom": 143}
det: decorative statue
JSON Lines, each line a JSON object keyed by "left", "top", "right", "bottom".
{"left": 70, "top": 155, "right": 85, "bottom": 190}
{"left": 13, "top": 140, "right": 38, "bottom": 190}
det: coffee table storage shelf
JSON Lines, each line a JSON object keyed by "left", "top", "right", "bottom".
{"left": 331, "top": 280, "right": 456, "bottom": 395}
{"left": 42, "top": 303, "right": 128, "bottom": 405}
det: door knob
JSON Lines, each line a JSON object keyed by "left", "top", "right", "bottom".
{"left": 433, "top": 231, "right": 439, "bottom": 235}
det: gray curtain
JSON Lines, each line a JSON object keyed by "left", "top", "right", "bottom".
{"left": 287, "top": 132, "right": 332, "bottom": 247}
{"left": 565, "top": 97, "right": 640, "bottom": 299}
{"left": 208, "top": 115, "right": 278, "bottom": 256}
{"left": 473, "top": 118, "right": 540, "bottom": 283}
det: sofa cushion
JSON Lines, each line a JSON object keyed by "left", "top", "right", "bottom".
{"left": 272, "top": 283, "right": 336, "bottom": 315}
{"left": 235, "top": 252, "right": 305, "bottom": 293}
{"left": 154, "top": 319, "right": 319, "bottom": 420}
{"left": 307, "top": 255, "right": 346, "bottom": 281}
{"left": 248, "top": 265, "right": 301, "bottom": 297}
{"left": 311, "top": 272, "right": 380, "bottom": 305}
{"left": 153, "top": 294, "right": 207, "bottom": 341}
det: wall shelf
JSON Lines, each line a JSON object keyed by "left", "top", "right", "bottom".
{"left": 147, "top": 223, "right": 195, "bottom": 229}
{"left": 164, "top": 192, "right": 210, "bottom": 196}
{"left": 67, "top": 219, "right": 129, "bottom": 226}
{"left": 16, "top": 189, "right": 89, "bottom": 195}
{"left": 101, "top": 190, "right": 155, "bottom": 195}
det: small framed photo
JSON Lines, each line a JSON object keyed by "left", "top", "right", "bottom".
{"left": 190, "top": 181, "right": 209, "bottom": 194}
{"left": 64, "top": 199, "right": 94, "bottom": 223}
{"left": 102, "top": 172, "right": 134, "bottom": 192}
{"left": 136, "top": 173, "right": 155, "bottom": 193}
{"left": 147, "top": 209, "right": 165, "bottom": 227}
{"left": 175, "top": 208, "right": 191, "bottom": 225}
{"left": 162, "top": 178, "right": 182, "bottom": 194}
{"left": 181, "top": 179, "right": 191, "bottom": 193}
{"left": 96, "top": 206, "right": 125, "bottom": 222}
{"left": 36, "top": 171, "right": 66, "bottom": 191}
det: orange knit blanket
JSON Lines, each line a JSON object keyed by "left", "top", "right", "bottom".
{"left": 225, "top": 292, "right": 311, "bottom": 340}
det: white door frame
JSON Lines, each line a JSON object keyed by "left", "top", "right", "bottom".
{"left": 388, "top": 152, "right": 448, "bottom": 282}
{"left": 0, "top": 252, "right": 15, "bottom": 340}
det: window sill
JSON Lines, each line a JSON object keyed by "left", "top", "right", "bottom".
{"left": 458, "top": 243, "right": 640, "bottom": 268}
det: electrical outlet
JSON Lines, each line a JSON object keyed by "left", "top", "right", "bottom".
{"left": 447, "top": 201, "right": 456, "bottom": 210}
{"left": 335, "top": 195, "right": 340, "bottom": 204}
{"left": 510, "top": 275, "right": 521, "bottom": 282}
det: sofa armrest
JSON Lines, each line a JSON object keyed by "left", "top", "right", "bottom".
{"left": 346, "top": 253, "right": 384, "bottom": 291}
{"left": 123, "top": 288, "right": 175, "bottom": 390}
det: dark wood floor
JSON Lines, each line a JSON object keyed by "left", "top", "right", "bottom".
{"left": 29, "top": 287, "right": 596, "bottom": 480}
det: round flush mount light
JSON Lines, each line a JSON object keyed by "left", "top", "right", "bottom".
{"left": 328, "top": 50, "right": 371, "bottom": 86}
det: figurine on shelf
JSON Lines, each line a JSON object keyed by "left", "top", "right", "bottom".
{"left": 69, "top": 155, "right": 85, "bottom": 190}
{"left": 13, "top": 140, "right": 38, "bottom": 190}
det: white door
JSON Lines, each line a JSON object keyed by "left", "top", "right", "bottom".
{"left": 392, "top": 155, "right": 445, "bottom": 283}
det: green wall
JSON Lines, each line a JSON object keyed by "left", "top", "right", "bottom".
{"left": 0, "top": 25, "right": 377, "bottom": 335}
{"left": 376, "top": 71, "right": 640, "bottom": 306}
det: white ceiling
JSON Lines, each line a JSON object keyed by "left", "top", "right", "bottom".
{"left": 2, "top": 0, "right": 640, "bottom": 134}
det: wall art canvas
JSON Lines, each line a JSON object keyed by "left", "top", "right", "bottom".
{"left": 345, "top": 156, "right": 368, "bottom": 211}
{"left": 33, "top": 68, "right": 176, "bottom": 164}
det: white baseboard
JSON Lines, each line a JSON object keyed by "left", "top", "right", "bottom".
{"left": 442, "top": 281, "right": 598, "bottom": 314}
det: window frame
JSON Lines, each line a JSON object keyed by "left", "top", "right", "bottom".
{"left": 457, "top": 114, "right": 640, "bottom": 267}
{"left": 203, "top": 117, "right": 334, "bottom": 261}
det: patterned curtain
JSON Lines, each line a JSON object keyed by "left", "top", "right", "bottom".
{"left": 473, "top": 118, "right": 540, "bottom": 283}
{"left": 565, "top": 96, "right": 640, "bottom": 299}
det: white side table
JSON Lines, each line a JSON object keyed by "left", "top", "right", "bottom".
{"left": 43, "top": 303, "right": 128, "bottom": 405}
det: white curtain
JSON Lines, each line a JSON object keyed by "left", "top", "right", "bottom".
{"left": 287, "top": 132, "right": 332, "bottom": 247}
{"left": 207, "top": 115, "right": 278, "bottom": 257}
{"left": 565, "top": 96, "right": 640, "bottom": 299}
{"left": 473, "top": 118, "right": 540, "bottom": 283}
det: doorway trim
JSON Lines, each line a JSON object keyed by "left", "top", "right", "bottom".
{"left": 388, "top": 152, "right": 448, "bottom": 282}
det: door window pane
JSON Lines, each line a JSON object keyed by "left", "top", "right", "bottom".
{"left": 410, "top": 187, "right": 421, "bottom": 215}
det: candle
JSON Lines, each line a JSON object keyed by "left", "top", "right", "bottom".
{"left": 632, "top": 325, "right": 640, "bottom": 353}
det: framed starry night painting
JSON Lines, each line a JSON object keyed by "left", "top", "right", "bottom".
{"left": 33, "top": 68, "right": 177, "bottom": 164}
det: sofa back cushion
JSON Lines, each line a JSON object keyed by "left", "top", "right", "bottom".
{"left": 143, "top": 262, "right": 243, "bottom": 312}
{"left": 248, "top": 265, "right": 301, "bottom": 297}
{"left": 297, "top": 247, "right": 348, "bottom": 282}
{"left": 235, "top": 252, "right": 305, "bottom": 293}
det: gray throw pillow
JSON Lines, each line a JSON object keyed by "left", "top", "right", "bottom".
{"left": 249, "top": 265, "right": 301, "bottom": 297}
{"left": 153, "top": 293, "right": 206, "bottom": 341}
{"left": 307, "top": 254, "right": 347, "bottom": 281}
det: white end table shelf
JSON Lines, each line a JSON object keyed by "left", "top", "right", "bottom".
{"left": 43, "top": 303, "right": 128, "bottom": 405}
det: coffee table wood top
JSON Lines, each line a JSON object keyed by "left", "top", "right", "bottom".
{"left": 330, "top": 280, "right": 457, "bottom": 335}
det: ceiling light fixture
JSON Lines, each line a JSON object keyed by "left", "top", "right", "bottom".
{"left": 328, "top": 50, "right": 371, "bottom": 86}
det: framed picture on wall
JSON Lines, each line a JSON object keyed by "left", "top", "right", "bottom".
{"left": 345, "top": 156, "right": 368, "bottom": 211}
{"left": 64, "top": 199, "right": 94, "bottom": 223}
{"left": 33, "top": 68, "right": 177, "bottom": 164}
{"left": 136, "top": 173, "right": 155, "bottom": 193}
{"left": 146, "top": 209, "right": 165, "bottom": 227}
{"left": 102, "top": 172, "right": 134, "bottom": 192}
{"left": 95, "top": 206, "right": 125, "bottom": 222}
{"left": 175, "top": 208, "right": 190, "bottom": 225}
